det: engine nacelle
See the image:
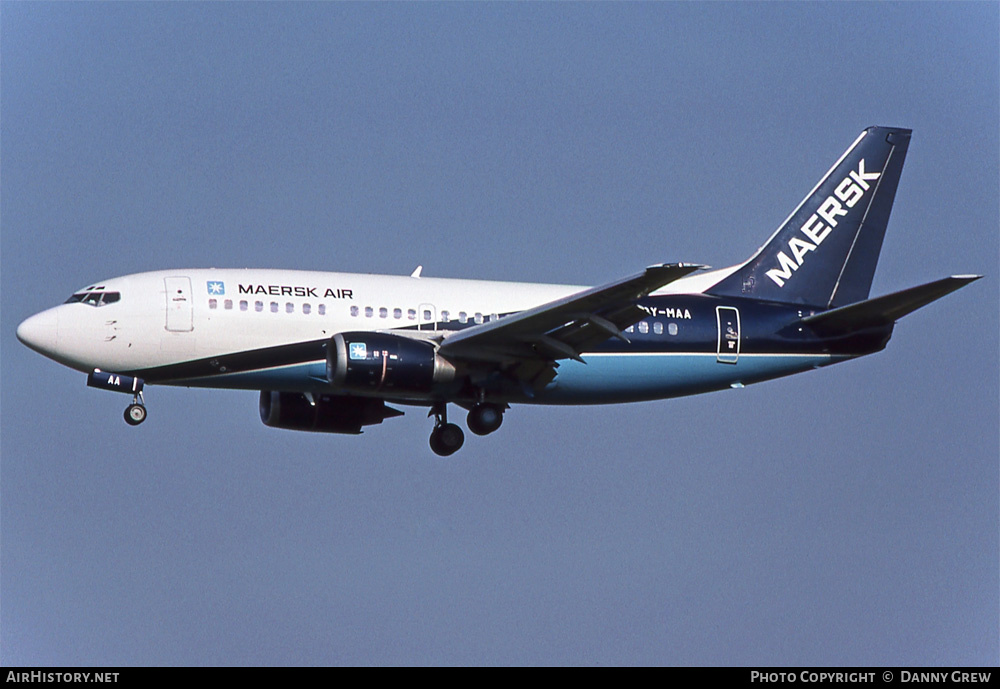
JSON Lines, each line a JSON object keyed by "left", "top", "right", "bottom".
{"left": 327, "top": 332, "right": 456, "bottom": 396}
{"left": 259, "top": 391, "right": 402, "bottom": 434}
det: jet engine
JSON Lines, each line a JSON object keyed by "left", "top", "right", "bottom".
{"left": 327, "top": 332, "right": 456, "bottom": 396}
{"left": 259, "top": 391, "right": 403, "bottom": 434}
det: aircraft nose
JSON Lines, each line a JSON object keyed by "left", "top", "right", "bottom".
{"left": 17, "top": 309, "right": 59, "bottom": 355}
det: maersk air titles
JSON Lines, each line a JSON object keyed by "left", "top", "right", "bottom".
{"left": 237, "top": 283, "right": 355, "bottom": 299}
{"left": 17, "top": 127, "right": 980, "bottom": 455}
{"left": 767, "top": 156, "right": 882, "bottom": 288}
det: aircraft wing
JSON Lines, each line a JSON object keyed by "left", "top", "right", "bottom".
{"left": 438, "top": 263, "right": 704, "bottom": 389}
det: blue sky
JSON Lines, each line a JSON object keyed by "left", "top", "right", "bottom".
{"left": 2, "top": 2, "right": 997, "bottom": 665}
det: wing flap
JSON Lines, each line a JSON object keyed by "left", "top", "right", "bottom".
{"left": 439, "top": 263, "right": 704, "bottom": 366}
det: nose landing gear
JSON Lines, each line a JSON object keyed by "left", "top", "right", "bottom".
{"left": 124, "top": 392, "right": 147, "bottom": 426}
{"left": 86, "top": 370, "right": 148, "bottom": 426}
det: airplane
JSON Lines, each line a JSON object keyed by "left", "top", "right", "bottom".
{"left": 16, "top": 126, "right": 981, "bottom": 456}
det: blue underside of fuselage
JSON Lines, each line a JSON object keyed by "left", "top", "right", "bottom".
{"left": 161, "top": 352, "right": 847, "bottom": 405}
{"left": 535, "top": 352, "right": 842, "bottom": 404}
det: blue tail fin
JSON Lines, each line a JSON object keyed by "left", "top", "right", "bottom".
{"left": 707, "top": 126, "right": 911, "bottom": 308}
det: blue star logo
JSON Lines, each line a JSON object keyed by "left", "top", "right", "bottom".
{"left": 207, "top": 281, "right": 225, "bottom": 296}
{"left": 349, "top": 342, "right": 367, "bottom": 360}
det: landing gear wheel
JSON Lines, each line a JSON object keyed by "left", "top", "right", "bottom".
{"left": 430, "top": 422, "right": 465, "bottom": 457}
{"left": 467, "top": 403, "right": 504, "bottom": 436}
{"left": 124, "top": 403, "right": 147, "bottom": 426}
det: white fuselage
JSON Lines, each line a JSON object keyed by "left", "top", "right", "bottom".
{"left": 17, "top": 266, "right": 832, "bottom": 406}
{"left": 23, "top": 269, "right": 586, "bottom": 374}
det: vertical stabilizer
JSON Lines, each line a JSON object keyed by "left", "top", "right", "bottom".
{"left": 707, "top": 127, "right": 911, "bottom": 308}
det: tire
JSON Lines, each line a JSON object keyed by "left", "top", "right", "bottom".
{"left": 124, "top": 403, "right": 147, "bottom": 426}
{"left": 430, "top": 423, "right": 464, "bottom": 456}
{"left": 467, "top": 403, "right": 503, "bottom": 436}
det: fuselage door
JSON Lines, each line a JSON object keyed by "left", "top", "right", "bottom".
{"left": 716, "top": 306, "right": 740, "bottom": 364}
{"left": 418, "top": 303, "right": 437, "bottom": 331}
{"left": 164, "top": 276, "right": 194, "bottom": 332}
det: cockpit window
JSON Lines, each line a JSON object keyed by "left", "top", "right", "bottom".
{"left": 65, "top": 291, "right": 121, "bottom": 307}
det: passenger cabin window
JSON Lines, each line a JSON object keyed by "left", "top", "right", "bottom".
{"left": 407, "top": 309, "right": 416, "bottom": 321}
{"left": 638, "top": 321, "right": 649, "bottom": 334}
{"left": 424, "top": 309, "right": 432, "bottom": 322}
{"left": 379, "top": 307, "right": 388, "bottom": 319}
{"left": 350, "top": 306, "right": 359, "bottom": 317}
{"left": 318, "top": 304, "right": 326, "bottom": 316}
{"left": 303, "top": 303, "right": 311, "bottom": 315}
{"left": 209, "top": 299, "right": 218, "bottom": 309}
{"left": 459, "top": 312, "right": 468, "bottom": 324}
{"left": 240, "top": 300, "right": 248, "bottom": 311}
{"left": 441, "top": 310, "right": 450, "bottom": 322}
{"left": 365, "top": 307, "right": 373, "bottom": 318}
{"left": 285, "top": 302, "right": 294, "bottom": 314}
{"left": 270, "top": 302, "right": 278, "bottom": 313}
{"left": 653, "top": 321, "right": 663, "bottom": 335}
{"left": 668, "top": 322, "right": 678, "bottom": 336}
{"left": 65, "top": 291, "right": 121, "bottom": 307}
{"left": 255, "top": 301, "right": 263, "bottom": 312}
{"left": 393, "top": 308, "right": 402, "bottom": 319}
{"left": 224, "top": 299, "right": 233, "bottom": 310}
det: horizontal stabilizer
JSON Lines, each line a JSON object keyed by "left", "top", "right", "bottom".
{"left": 801, "top": 275, "right": 981, "bottom": 334}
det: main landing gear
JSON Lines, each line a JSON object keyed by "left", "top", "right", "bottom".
{"left": 428, "top": 400, "right": 506, "bottom": 456}
{"left": 429, "top": 402, "right": 464, "bottom": 457}
{"left": 467, "top": 402, "right": 504, "bottom": 436}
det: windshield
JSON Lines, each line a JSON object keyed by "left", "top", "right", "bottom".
{"left": 64, "top": 290, "right": 121, "bottom": 307}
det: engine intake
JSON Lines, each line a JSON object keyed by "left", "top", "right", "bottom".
{"left": 327, "top": 332, "right": 456, "bottom": 396}
{"left": 259, "top": 391, "right": 402, "bottom": 434}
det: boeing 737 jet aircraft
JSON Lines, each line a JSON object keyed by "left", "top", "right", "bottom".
{"left": 17, "top": 127, "right": 980, "bottom": 455}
